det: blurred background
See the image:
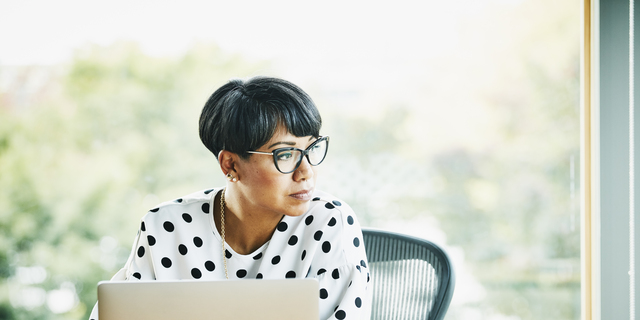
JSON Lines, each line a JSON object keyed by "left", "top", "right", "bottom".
{"left": 0, "top": 0, "right": 580, "bottom": 319}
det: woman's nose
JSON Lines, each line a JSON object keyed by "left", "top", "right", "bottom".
{"left": 293, "top": 156, "right": 314, "bottom": 181}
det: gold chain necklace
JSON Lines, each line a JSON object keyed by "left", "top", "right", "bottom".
{"left": 220, "top": 188, "right": 229, "bottom": 279}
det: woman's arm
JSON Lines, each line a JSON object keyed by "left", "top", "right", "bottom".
{"left": 88, "top": 218, "right": 157, "bottom": 319}
{"left": 312, "top": 199, "right": 371, "bottom": 320}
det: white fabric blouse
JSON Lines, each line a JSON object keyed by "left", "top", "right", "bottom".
{"left": 89, "top": 188, "right": 370, "bottom": 320}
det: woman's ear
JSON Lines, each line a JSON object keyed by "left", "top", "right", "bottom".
{"left": 218, "top": 150, "right": 239, "bottom": 182}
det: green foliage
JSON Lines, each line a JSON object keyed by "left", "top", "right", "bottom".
{"left": 0, "top": 43, "right": 266, "bottom": 319}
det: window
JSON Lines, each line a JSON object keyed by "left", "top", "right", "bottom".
{"left": 0, "top": 1, "right": 583, "bottom": 319}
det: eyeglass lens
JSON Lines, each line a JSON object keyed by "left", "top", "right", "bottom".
{"left": 274, "top": 138, "right": 328, "bottom": 173}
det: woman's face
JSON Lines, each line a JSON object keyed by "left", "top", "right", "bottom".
{"left": 234, "top": 126, "right": 320, "bottom": 218}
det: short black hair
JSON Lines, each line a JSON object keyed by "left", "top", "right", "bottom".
{"left": 199, "top": 76, "right": 322, "bottom": 159}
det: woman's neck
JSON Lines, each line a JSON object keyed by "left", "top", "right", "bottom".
{"left": 215, "top": 188, "right": 283, "bottom": 255}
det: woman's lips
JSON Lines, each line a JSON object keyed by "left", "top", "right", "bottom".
{"left": 290, "top": 189, "right": 313, "bottom": 201}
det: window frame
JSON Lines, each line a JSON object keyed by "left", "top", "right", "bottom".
{"left": 583, "top": 0, "right": 640, "bottom": 318}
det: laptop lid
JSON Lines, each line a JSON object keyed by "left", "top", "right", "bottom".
{"left": 98, "top": 279, "right": 319, "bottom": 320}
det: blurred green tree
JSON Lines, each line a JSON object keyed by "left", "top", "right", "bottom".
{"left": 0, "top": 43, "right": 266, "bottom": 319}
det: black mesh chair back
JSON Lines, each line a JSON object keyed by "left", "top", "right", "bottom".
{"left": 362, "top": 228, "right": 455, "bottom": 320}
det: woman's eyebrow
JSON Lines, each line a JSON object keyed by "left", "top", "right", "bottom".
{"left": 267, "top": 141, "right": 297, "bottom": 149}
{"left": 267, "top": 137, "right": 314, "bottom": 149}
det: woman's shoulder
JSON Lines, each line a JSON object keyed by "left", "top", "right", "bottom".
{"left": 308, "top": 189, "right": 354, "bottom": 215}
{"left": 304, "top": 189, "right": 360, "bottom": 234}
{"left": 140, "top": 188, "right": 220, "bottom": 222}
{"left": 303, "top": 190, "right": 366, "bottom": 267}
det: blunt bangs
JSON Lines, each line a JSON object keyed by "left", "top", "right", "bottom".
{"left": 199, "top": 77, "right": 322, "bottom": 159}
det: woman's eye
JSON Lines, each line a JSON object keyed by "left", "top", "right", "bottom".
{"left": 276, "top": 152, "right": 294, "bottom": 161}
{"left": 309, "top": 144, "right": 322, "bottom": 154}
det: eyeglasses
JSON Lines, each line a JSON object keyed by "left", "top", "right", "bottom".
{"left": 247, "top": 136, "right": 329, "bottom": 174}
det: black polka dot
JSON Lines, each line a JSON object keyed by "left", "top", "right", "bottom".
{"left": 137, "top": 246, "right": 145, "bottom": 258}
{"left": 367, "top": 273, "right": 370, "bottom": 282}
{"left": 182, "top": 213, "right": 192, "bottom": 223}
{"left": 312, "top": 197, "right": 321, "bottom": 201}
{"left": 314, "top": 231, "right": 323, "bottom": 241}
{"left": 317, "top": 268, "right": 326, "bottom": 275}
{"left": 322, "top": 241, "right": 331, "bottom": 253}
{"left": 132, "top": 272, "right": 141, "bottom": 279}
{"left": 193, "top": 236, "right": 203, "bottom": 247}
{"left": 272, "top": 255, "right": 281, "bottom": 265}
{"left": 355, "top": 297, "right": 362, "bottom": 308}
{"left": 305, "top": 215, "right": 314, "bottom": 225}
{"left": 332, "top": 268, "right": 340, "bottom": 279}
{"left": 175, "top": 198, "right": 183, "bottom": 203}
{"left": 147, "top": 235, "right": 156, "bottom": 246}
{"left": 325, "top": 203, "right": 335, "bottom": 209}
{"left": 288, "top": 235, "right": 298, "bottom": 246}
{"left": 301, "top": 250, "right": 307, "bottom": 261}
{"left": 204, "top": 189, "right": 214, "bottom": 194}
{"left": 320, "top": 288, "right": 328, "bottom": 299}
{"left": 353, "top": 237, "right": 360, "bottom": 247}
{"left": 201, "top": 203, "right": 210, "bottom": 213}
{"left": 336, "top": 310, "right": 346, "bottom": 319}
{"left": 149, "top": 208, "right": 159, "bottom": 212}
{"left": 328, "top": 217, "right": 337, "bottom": 226}
{"left": 161, "top": 257, "right": 172, "bottom": 268}
{"left": 360, "top": 260, "right": 367, "bottom": 268}
{"left": 178, "top": 244, "right": 188, "bottom": 255}
{"left": 253, "top": 252, "right": 263, "bottom": 260}
{"left": 347, "top": 216, "right": 354, "bottom": 225}
{"left": 225, "top": 250, "right": 232, "bottom": 259}
{"left": 277, "top": 221, "right": 288, "bottom": 232}
{"left": 205, "top": 261, "right": 215, "bottom": 271}
{"left": 332, "top": 200, "right": 342, "bottom": 206}
{"left": 256, "top": 273, "right": 263, "bottom": 279}
{"left": 191, "top": 268, "right": 202, "bottom": 279}
{"left": 236, "top": 269, "right": 247, "bottom": 278}
{"left": 163, "top": 221, "right": 175, "bottom": 232}
{"left": 356, "top": 265, "right": 361, "bottom": 272}
{"left": 334, "top": 306, "right": 339, "bottom": 312}
{"left": 286, "top": 271, "right": 296, "bottom": 278}
{"left": 349, "top": 281, "right": 352, "bottom": 287}
{"left": 140, "top": 221, "right": 146, "bottom": 231}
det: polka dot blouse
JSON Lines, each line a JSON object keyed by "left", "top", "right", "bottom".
{"left": 89, "top": 188, "right": 370, "bottom": 320}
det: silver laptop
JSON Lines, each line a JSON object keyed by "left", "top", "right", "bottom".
{"left": 98, "top": 279, "right": 319, "bottom": 320}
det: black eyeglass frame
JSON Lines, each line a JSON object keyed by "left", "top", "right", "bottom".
{"left": 246, "top": 136, "right": 330, "bottom": 174}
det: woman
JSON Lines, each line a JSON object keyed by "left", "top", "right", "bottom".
{"left": 89, "top": 77, "right": 370, "bottom": 320}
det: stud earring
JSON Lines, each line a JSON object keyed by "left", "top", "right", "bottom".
{"left": 226, "top": 173, "right": 237, "bottom": 182}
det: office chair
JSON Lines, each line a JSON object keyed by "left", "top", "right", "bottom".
{"left": 362, "top": 227, "right": 455, "bottom": 320}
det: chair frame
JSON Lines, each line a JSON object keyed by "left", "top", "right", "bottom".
{"left": 362, "top": 227, "right": 455, "bottom": 320}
